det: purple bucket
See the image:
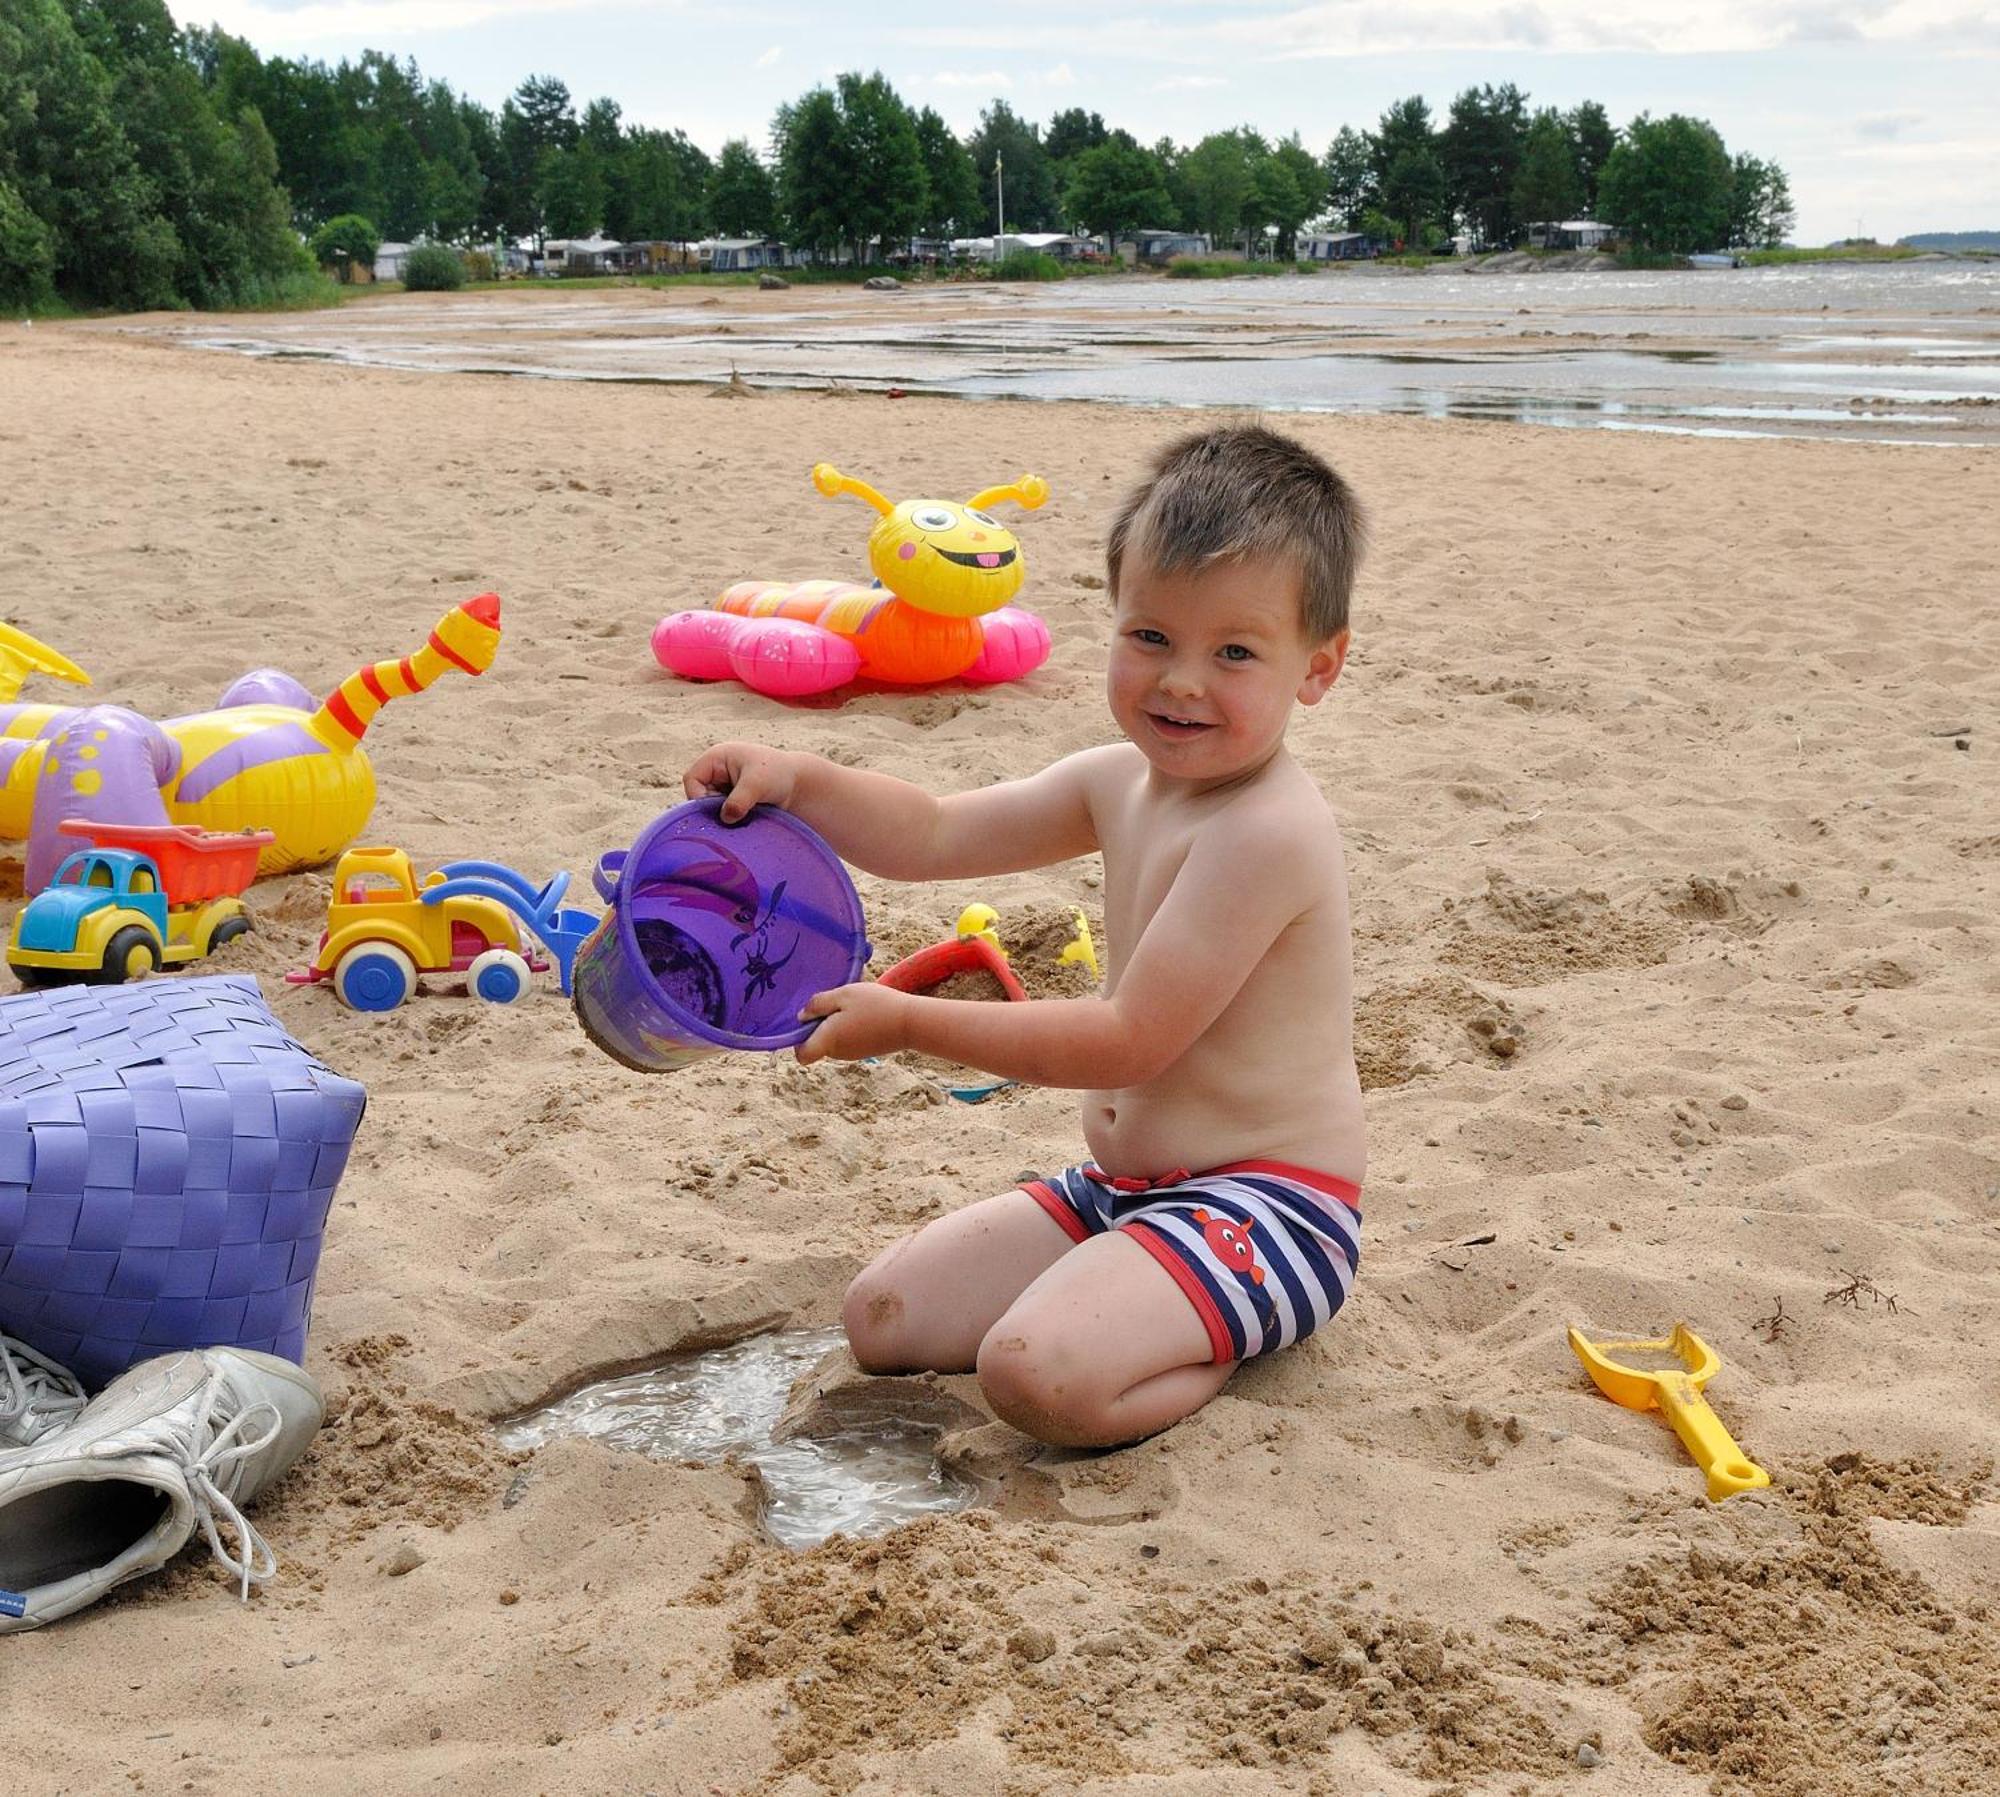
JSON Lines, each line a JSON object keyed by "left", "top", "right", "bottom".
{"left": 572, "top": 799, "right": 870, "bottom": 1073}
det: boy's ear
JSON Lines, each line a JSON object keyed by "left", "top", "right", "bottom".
{"left": 1297, "top": 630, "right": 1349, "bottom": 706}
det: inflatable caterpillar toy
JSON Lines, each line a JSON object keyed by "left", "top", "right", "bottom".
{"left": 652, "top": 463, "right": 1052, "bottom": 698}
{"left": 0, "top": 595, "right": 501, "bottom": 890}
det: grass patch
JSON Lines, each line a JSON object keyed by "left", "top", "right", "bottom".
{"left": 1739, "top": 243, "right": 1928, "bottom": 266}
{"left": 992, "top": 250, "right": 1065, "bottom": 281}
{"left": 1164, "top": 257, "right": 1288, "bottom": 278}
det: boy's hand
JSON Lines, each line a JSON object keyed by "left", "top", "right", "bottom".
{"left": 795, "top": 982, "right": 910, "bottom": 1065}
{"left": 683, "top": 742, "right": 798, "bottom": 824}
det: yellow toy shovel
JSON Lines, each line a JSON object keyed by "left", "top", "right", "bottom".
{"left": 1568, "top": 1323, "right": 1771, "bottom": 1501}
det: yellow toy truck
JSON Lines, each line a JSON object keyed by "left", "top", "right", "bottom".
{"left": 288, "top": 845, "right": 547, "bottom": 1011}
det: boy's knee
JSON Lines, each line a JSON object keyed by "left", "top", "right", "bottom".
{"left": 840, "top": 1267, "right": 911, "bottom": 1373}
{"left": 975, "top": 1327, "right": 1114, "bottom": 1448}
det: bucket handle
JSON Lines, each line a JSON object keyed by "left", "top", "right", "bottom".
{"left": 592, "top": 849, "right": 627, "bottom": 904}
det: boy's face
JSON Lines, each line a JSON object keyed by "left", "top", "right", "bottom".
{"left": 1107, "top": 552, "right": 1347, "bottom": 788}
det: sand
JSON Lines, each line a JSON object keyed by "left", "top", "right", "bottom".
{"left": 1, "top": 306, "right": 1997, "bottom": 1796}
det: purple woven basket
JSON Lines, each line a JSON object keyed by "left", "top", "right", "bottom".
{"left": 0, "top": 974, "right": 366, "bottom": 1390}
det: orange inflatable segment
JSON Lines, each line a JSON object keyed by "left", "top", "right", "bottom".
{"left": 855, "top": 603, "right": 982, "bottom": 684}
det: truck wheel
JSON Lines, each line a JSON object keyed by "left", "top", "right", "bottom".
{"left": 334, "top": 942, "right": 417, "bottom": 1012}
{"left": 210, "top": 916, "right": 252, "bottom": 951}
{"left": 98, "top": 926, "right": 160, "bottom": 985}
{"left": 468, "top": 946, "right": 531, "bottom": 1005}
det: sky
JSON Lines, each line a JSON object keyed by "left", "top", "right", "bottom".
{"left": 160, "top": 0, "right": 2000, "bottom": 245}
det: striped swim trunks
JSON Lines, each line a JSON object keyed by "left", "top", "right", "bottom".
{"left": 1020, "top": 1161, "right": 1363, "bottom": 1364}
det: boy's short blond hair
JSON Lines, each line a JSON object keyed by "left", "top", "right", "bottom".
{"left": 1106, "top": 424, "right": 1365, "bottom": 642}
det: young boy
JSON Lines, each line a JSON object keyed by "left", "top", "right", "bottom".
{"left": 682, "top": 424, "right": 1366, "bottom": 1449}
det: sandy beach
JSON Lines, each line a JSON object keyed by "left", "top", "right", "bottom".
{"left": 2, "top": 309, "right": 1997, "bottom": 1795}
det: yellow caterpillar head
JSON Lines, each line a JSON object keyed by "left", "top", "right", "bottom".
{"left": 812, "top": 463, "right": 1049, "bottom": 618}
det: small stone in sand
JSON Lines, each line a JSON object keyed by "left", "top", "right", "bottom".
{"left": 1007, "top": 1626, "right": 1057, "bottom": 1663}
{"left": 384, "top": 1542, "right": 425, "bottom": 1577}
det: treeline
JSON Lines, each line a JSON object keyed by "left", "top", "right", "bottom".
{"left": 1, "top": 0, "right": 1797, "bottom": 313}
{"left": 1, "top": 0, "right": 308, "bottom": 310}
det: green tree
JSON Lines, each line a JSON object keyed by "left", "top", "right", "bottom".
{"left": 1566, "top": 101, "right": 1615, "bottom": 214}
{"left": 1371, "top": 95, "right": 1436, "bottom": 196}
{"left": 1257, "top": 131, "right": 1322, "bottom": 258}
{"left": 967, "top": 99, "right": 1056, "bottom": 233}
{"left": 1382, "top": 145, "right": 1447, "bottom": 252}
{"left": 1440, "top": 82, "right": 1527, "bottom": 248}
{"left": 1182, "top": 130, "right": 1255, "bottom": 247}
{"left": 416, "top": 81, "right": 483, "bottom": 241}
{"left": 1154, "top": 137, "right": 1196, "bottom": 234}
{"left": 309, "top": 211, "right": 379, "bottom": 278}
{"left": 834, "top": 70, "right": 926, "bottom": 259}
{"left": 0, "top": 178, "right": 55, "bottom": 309}
{"left": 913, "top": 106, "right": 978, "bottom": 236}
{"left": 708, "top": 138, "right": 775, "bottom": 238}
{"left": 1043, "top": 106, "right": 1107, "bottom": 166}
{"left": 1323, "top": 125, "right": 1374, "bottom": 229}
{"left": 1597, "top": 113, "right": 1732, "bottom": 254}
{"left": 1063, "top": 138, "right": 1172, "bottom": 244}
{"left": 513, "top": 74, "right": 578, "bottom": 151}
{"left": 610, "top": 127, "right": 702, "bottom": 243}
{"left": 1512, "top": 108, "right": 1581, "bottom": 237}
{"left": 538, "top": 142, "right": 606, "bottom": 238}
{"left": 774, "top": 86, "right": 850, "bottom": 256}
{"left": 1727, "top": 153, "right": 1794, "bottom": 248}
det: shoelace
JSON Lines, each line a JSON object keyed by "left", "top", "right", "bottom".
{"left": 181, "top": 1392, "right": 283, "bottom": 1602}
{"left": 0, "top": 1334, "right": 86, "bottom": 1444}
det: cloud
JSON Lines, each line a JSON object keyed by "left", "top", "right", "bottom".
{"left": 1183, "top": 2, "right": 2000, "bottom": 59}
{"left": 1852, "top": 109, "right": 1923, "bottom": 140}
{"left": 162, "top": 0, "right": 665, "bottom": 46}
{"left": 931, "top": 69, "right": 1013, "bottom": 88}
{"left": 1043, "top": 61, "right": 1076, "bottom": 86}
{"left": 1154, "top": 75, "right": 1229, "bottom": 90}
{"left": 754, "top": 44, "right": 782, "bottom": 68}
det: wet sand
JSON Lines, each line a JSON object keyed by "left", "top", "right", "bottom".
{"left": 1, "top": 319, "right": 1997, "bottom": 1795}
{"left": 103, "top": 260, "right": 2000, "bottom": 445}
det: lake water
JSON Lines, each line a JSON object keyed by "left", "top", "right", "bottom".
{"left": 135, "top": 259, "right": 2000, "bottom": 446}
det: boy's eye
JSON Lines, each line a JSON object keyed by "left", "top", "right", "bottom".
{"left": 1132, "top": 628, "right": 1169, "bottom": 646}
{"left": 1219, "top": 644, "right": 1253, "bottom": 662}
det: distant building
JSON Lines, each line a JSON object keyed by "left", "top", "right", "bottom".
{"left": 372, "top": 241, "right": 414, "bottom": 282}
{"left": 539, "top": 234, "right": 622, "bottom": 273}
{"left": 1526, "top": 220, "right": 1617, "bottom": 251}
{"left": 606, "top": 241, "right": 700, "bottom": 275}
{"left": 1298, "top": 231, "right": 1376, "bottom": 263}
{"left": 952, "top": 232, "right": 1089, "bottom": 263}
{"left": 699, "top": 238, "right": 793, "bottom": 272}
{"left": 1116, "top": 229, "right": 1212, "bottom": 264}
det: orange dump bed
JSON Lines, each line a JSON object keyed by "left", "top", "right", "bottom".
{"left": 57, "top": 819, "right": 275, "bottom": 904}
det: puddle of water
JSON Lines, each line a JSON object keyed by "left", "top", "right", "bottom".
{"left": 498, "top": 1326, "right": 981, "bottom": 1550}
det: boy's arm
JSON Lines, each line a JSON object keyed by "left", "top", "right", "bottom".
{"left": 684, "top": 741, "right": 1105, "bottom": 881}
{"left": 800, "top": 804, "right": 1327, "bottom": 1084}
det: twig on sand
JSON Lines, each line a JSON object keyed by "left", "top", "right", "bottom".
{"left": 1752, "top": 1296, "right": 1789, "bottom": 1342}
{"left": 1823, "top": 1270, "right": 1907, "bottom": 1315}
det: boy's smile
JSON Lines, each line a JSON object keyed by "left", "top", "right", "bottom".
{"left": 1108, "top": 554, "right": 1346, "bottom": 787}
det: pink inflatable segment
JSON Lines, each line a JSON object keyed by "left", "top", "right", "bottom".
{"left": 653, "top": 612, "right": 861, "bottom": 699}
{"left": 963, "top": 607, "right": 1052, "bottom": 685}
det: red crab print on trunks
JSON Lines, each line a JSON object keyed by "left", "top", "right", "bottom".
{"left": 1192, "top": 1208, "right": 1264, "bottom": 1284}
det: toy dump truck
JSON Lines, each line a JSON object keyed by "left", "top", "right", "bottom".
{"left": 7, "top": 820, "right": 273, "bottom": 986}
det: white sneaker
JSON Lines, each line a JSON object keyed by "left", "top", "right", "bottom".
{"left": 0, "top": 1333, "right": 86, "bottom": 1451}
{"left": 0, "top": 1347, "right": 323, "bottom": 1631}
